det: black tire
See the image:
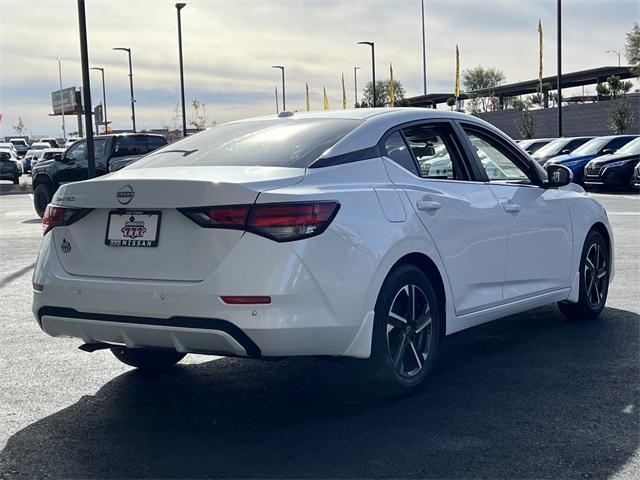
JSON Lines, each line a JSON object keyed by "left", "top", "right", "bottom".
{"left": 33, "top": 183, "right": 53, "bottom": 218}
{"left": 110, "top": 347, "right": 186, "bottom": 372}
{"left": 367, "top": 264, "right": 442, "bottom": 395}
{"left": 12, "top": 175, "right": 19, "bottom": 185}
{"left": 558, "top": 230, "right": 610, "bottom": 320}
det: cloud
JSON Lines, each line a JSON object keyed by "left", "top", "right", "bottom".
{"left": 1, "top": 0, "right": 638, "bottom": 137}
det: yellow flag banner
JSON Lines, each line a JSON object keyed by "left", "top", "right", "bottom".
{"left": 323, "top": 87, "right": 329, "bottom": 110}
{"left": 341, "top": 74, "right": 347, "bottom": 109}
{"left": 537, "top": 19, "right": 544, "bottom": 86}
{"left": 389, "top": 64, "right": 395, "bottom": 107}
{"left": 306, "top": 83, "right": 310, "bottom": 111}
{"left": 455, "top": 45, "right": 460, "bottom": 98}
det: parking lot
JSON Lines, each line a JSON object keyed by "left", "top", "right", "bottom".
{"left": 0, "top": 185, "right": 638, "bottom": 479}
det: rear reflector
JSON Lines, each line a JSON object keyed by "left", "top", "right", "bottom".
{"left": 32, "top": 282, "right": 44, "bottom": 292}
{"left": 221, "top": 296, "right": 272, "bottom": 305}
{"left": 43, "top": 205, "right": 93, "bottom": 235}
{"left": 180, "top": 201, "right": 339, "bottom": 242}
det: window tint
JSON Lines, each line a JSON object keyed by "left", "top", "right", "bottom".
{"left": 565, "top": 138, "right": 590, "bottom": 151}
{"left": 147, "top": 136, "right": 167, "bottom": 151}
{"left": 0, "top": 153, "right": 10, "bottom": 161}
{"left": 606, "top": 136, "right": 637, "bottom": 152}
{"left": 403, "top": 125, "right": 461, "bottom": 180}
{"left": 130, "top": 118, "right": 362, "bottom": 169}
{"left": 114, "top": 136, "right": 147, "bottom": 157}
{"left": 383, "top": 131, "right": 418, "bottom": 175}
{"left": 466, "top": 132, "right": 531, "bottom": 184}
{"left": 94, "top": 139, "right": 107, "bottom": 158}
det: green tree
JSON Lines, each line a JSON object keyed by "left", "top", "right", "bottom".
{"left": 610, "top": 100, "right": 635, "bottom": 134}
{"left": 606, "top": 75, "right": 633, "bottom": 99}
{"left": 625, "top": 22, "right": 640, "bottom": 76}
{"left": 446, "top": 96, "right": 457, "bottom": 110}
{"left": 361, "top": 79, "right": 406, "bottom": 107}
{"left": 461, "top": 65, "right": 506, "bottom": 112}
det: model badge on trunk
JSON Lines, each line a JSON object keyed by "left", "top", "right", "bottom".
{"left": 61, "top": 238, "right": 71, "bottom": 253}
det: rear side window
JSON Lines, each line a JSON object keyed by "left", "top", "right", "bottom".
{"left": 129, "top": 118, "right": 362, "bottom": 169}
{"left": 147, "top": 136, "right": 167, "bottom": 151}
{"left": 383, "top": 132, "right": 418, "bottom": 175}
{"left": 114, "top": 136, "right": 148, "bottom": 157}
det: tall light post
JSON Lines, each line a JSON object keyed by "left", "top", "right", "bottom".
{"left": 90, "top": 67, "right": 107, "bottom": 134}
{"left": 557, "top": 0, "right": 562, "bottom": 137}
{"left": 272, "top": 65, "right": 285, "bottom": 111}
{"left": 113, "top": 47, "right": 136, "bottom": 132}
{"left": 354, "top": 66, "right": 360, "bottom": 106}
{"left": 357, "top": 41, "right": 376, "bottom": 106}
{"left": 421, "top": 0, "right": 427, "bottom": 94}
{"left": 176, "top": 3, "right": 187, "bottom": 137}
{"left": 606, "top": 49, "right": 621, "bottom": 66}
{"left": 56, "top": 58, "right": 66, "bottom": 140}
{"left": 77, "top": 0, "right": 95, "bottom": 178}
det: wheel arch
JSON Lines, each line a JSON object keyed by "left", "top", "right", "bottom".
{"left": 589, "top": 220, "right": 614, "bottom": 281}
{"left": 32, "top": 172, "right": 56, "bottom": 191}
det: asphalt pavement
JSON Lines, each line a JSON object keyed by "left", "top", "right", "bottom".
{"left": 0, "top": 183, "right": 638, "bottom": 479}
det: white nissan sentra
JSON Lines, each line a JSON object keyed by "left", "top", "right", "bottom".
{"left": 32, "top": 108, "right": 613, "bottom": 394}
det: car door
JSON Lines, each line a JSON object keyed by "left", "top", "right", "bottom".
{"left": 459, "top": 123, "right": 573, "bottom": 301}
{"left": 382, "top": 121, "right": 508, "bottom": 316}
{"left": 56, "top": 140, "right": 88, "bottom": 184}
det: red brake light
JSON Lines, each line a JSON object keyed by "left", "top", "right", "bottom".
{"left": 43, "top": 205, "right": 93, "bottom": 235}
{"left": 179, "top": 201, "right": 339, "bottom": 242}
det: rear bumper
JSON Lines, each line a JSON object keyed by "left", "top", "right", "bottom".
{"left": 32, "top": 229, "right": 376, "bottom": 358}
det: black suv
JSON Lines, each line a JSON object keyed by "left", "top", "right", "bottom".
{"left": 31, "top": 133, "right": 167, "bottom": 217}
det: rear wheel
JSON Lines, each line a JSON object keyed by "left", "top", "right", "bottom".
{"left": 33, "top": 183, "right": 53, "bottom": 218}
{"left": 12, "top": 175, "right": 19, "bottom": 185}
{"left": 110, "top": 347, "right": 186, "bottom": 372}
{"left": 558, "top": 230, "right": 609, "bottom": 320}
{"left": 368, "top": 264, "right": 441, "bottom": 395}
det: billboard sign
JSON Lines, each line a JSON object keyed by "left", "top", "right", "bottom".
{"left": 95, "top": 104, "right": 104, "bottom": 125}
{"left": 51, "top": 87, "right": 77, "bottom": 115}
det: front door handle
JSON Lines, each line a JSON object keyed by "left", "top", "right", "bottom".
{"left": 416, "top": 200, "right": 442, "bottom": 212}
{"left": 502, "top": 203, "right": 522, "bottom": 213}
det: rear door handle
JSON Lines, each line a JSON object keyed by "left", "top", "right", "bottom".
{"left": 502, "top": 203, "right": 522, "bottom": 213}
{"left": 416, "top": 200, "right": 442, "bottom": 212}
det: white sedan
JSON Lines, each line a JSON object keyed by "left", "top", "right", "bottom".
{"left": 32, "top": 108, "right": 613, "bottom": 394}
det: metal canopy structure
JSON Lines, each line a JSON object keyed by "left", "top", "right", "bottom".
{"left": 407, "top": 66, "right": 636, "bottom": 108}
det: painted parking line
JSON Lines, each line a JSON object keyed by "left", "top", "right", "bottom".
{"left": 607, "top": 212, "right": 640, "bottom": 215}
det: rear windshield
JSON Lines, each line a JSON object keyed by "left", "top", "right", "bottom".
{"left": 129, "top": 118, "right": 362, "bottom": 169}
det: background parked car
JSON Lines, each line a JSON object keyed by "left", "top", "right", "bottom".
{"left": 584, "top": 138, "right": 640, "bottom": 190}
{"left": 632, "top": 162, "right": 640, "bottom": 190}
{"left": 517, "top": 138, "right": 554, "bottom": 155}
{"left": 546, "top": 135, "right": 638, "bottom": 184}
{"left": 0, "top": 142, "right": 18, "bottom": 155}
{"left": 29, "top": 142, "right": 52, "bottom": 151}
{"left": 0, "top": 151, "right": 22, "bottom": 184}
{"left": 65, "top": 138, "right": 81, "bottom": 148}
{"left": 39, "top": 137, "right": 60, "bottom": 148}
{"left": 9, "top": 138, "right": 29, "bottom": 157}
{"left": 533, "top": 136, "right": 593, "bottom": 165}
{"left": 31, "top": 133, "right": 168, "bottom": 217}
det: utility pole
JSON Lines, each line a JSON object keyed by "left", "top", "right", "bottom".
{"left": 176, "top": 3, "right": 187, "bottom": 137}
{"left": 77, "top": 0, "right": 95, "bottom": 178}
{"left": 557, "top": 0, "right": 563, "bottom": 137}
{"left": 272, "top": 66, "right": 285, "bottom": 111}
{"left": 421, "top": 0, "right": 427, "bottom": 94}
{"left": 57, "top": 58, "right": 66, "bottom": 140}
{"left": 354, "top": 66, "right": 360, "bottom": 106}
{"left": 357, "top": 42, "right": 376, "bottom": 106}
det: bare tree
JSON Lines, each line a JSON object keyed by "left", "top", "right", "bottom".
{"left": 12, "top": 118, "right": 26, "bottom": 135}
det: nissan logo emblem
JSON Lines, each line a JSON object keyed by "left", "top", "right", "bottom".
{"left": 116, "top": 185, "right": 135, "bottom": 205}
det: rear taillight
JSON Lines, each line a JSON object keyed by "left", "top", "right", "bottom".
{"left": 42, "top": 205, "right": 93, "bottom": 235}
{"left": 180, "top": 201, "right": 339, "bottom": 242}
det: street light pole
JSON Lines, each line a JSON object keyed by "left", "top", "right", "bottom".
{"left": 606, "top": 49, "right": 621, "bottom": 66}
{"left": 176, "top": 3, "right": 187, "bottom": 137}
{"left": 556, "top": 0, "right": 562, "bottom": 137}
{"left": 357, "top": 41, "right": 376, "bottom": 106}
{"left": 77, "top": 0, "right": 95, "bottom": 178}
{"left": 354, "top": 66, "right": 360, "bottom": 106}
{"left": 90, "top": 67, "right": 107, "bottom": 134}
{"left": 421, "top": 0, "right": 427, "bottom": 94}
{"left": 272, "top": 65, "right": 285, "bottom": 111}
{"left": 56, "top": 58, "right": 66, "bottom": 140}
{"left": 113, "top": 47, "right": 136, "bottom": 132}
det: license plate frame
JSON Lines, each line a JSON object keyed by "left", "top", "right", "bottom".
{"left": 105, "top": 210, "right": 162, "bottom": 248}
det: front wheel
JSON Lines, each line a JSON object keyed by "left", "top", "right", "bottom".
{"left": 558, "top": 230, "right": 610, "bottom": 320}
{"left": 367, "top": 264, "right": 442, "bottom": 395}
{"left": 111, "top": 347, "right": 186, "bottom": 372}
{"left": 33, "top": 183, "right": 53, "bottom": 218}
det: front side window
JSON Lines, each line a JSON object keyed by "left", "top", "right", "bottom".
{"left": 465, "top": 131, "right": 531, "bottom": 184}
{"left": 65, "top": 141, "right": 86, "bottom": 161}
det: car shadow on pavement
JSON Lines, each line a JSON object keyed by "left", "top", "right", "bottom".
{"left": 1, "top": 305, "right": 638, "bottom": 479}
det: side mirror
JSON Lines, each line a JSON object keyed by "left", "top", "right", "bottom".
{"left": 545, "top": 164, "right": 572, "bottom": 188}
{"left": 601, "top": 149, "right": 613, "bottom": 155}
{"left": 560, "top": 148, "right": 571, "bottom": 154}
{"left": 53, "top": 153, "right": 63, "bottom": 161}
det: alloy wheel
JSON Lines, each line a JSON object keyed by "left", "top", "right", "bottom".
{"left": 584, "top": 243, "right": 607, "bottom": 307}
{"left": 386, "top": 284, "right": 433, "bottom": 377}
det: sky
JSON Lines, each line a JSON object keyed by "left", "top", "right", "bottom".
{"left": 0, "top": 0, "right": 638, "bottom": 138}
